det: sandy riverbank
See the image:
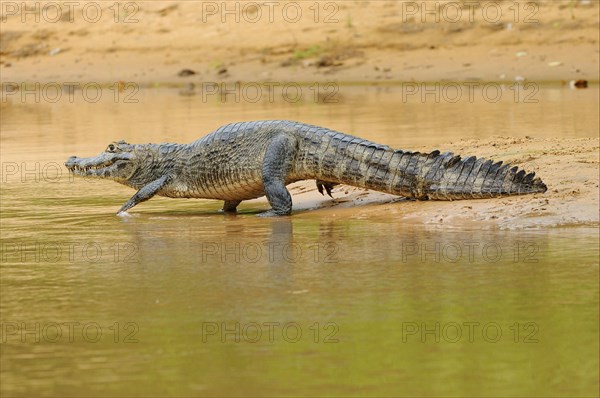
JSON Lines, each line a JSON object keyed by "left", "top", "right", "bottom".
{"left": 1, "top": 1, "right": 598, "bottom": 85}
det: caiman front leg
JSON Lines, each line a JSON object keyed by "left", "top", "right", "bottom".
{"left": 117, "top": 175, "right": 171, "bottom": 214}
{"left": 259, "top": 134, "right": 297, "bottom": 217}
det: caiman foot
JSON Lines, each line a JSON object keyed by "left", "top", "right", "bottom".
{"left": 316, "top": 180, "right": 337, "bottom": 198}
{"left": 219, "top": 200, "right": 241, "bottom": 213}
{"left": 257, "top": 209, "right": 291, "bottom": 217}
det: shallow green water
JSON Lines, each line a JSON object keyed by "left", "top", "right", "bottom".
{"left": 1, "top": 86, "right": 598, "bottom": 397}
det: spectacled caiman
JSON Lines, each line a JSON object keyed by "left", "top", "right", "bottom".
{"left": 64, "top": 120, "right": 547, "bottom": 216}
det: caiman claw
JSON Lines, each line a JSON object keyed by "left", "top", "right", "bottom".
{"left": 316, "top": 180, "right": 336, "bottom": 198}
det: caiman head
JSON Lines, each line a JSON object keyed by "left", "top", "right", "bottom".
{"left": 65, "top": 141, "right": 152, "bottom": 188}
{"left": 66, "top": 141, "right": 179, "bottom": 213}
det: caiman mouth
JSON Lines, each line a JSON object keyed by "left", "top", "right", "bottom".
{"left": 65, "top": 154, "right": 131, "bottom": 178}
{"left": 67, "top": 161, "right": 116, "bottom": 172}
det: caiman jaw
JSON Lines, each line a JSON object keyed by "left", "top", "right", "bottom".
{"left": 65, "top": 153, "right": 131, "bottom": 178}
{"left": 66, "top": 159, "right": 111, "bottom": 175}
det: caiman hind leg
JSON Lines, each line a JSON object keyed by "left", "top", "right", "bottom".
{"left": 220, "top": 200, "right": 242, "bottom": 213}
{"left": 316, "top": 180, "right": 337, "bottom": 198}
{"left": 259, "top": 134, "right": 298, "bottom": 217}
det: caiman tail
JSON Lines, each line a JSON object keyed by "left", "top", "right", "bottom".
{"left": 404, "top": 150, "right": 547, "bottom": 200}
{"left": 361, "top": 149, "right": 548, "bottom": 200}
{"left": 302, "top": 133, "right": 547, "bottom": 200}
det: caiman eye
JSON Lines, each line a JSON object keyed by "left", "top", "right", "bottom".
{"left": 107, "top": 144, "right": 115, "bottom": 152}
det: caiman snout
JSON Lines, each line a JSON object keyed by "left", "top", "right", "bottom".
{"left": 65, "top": 156, "right": 77, "bottom": 168}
